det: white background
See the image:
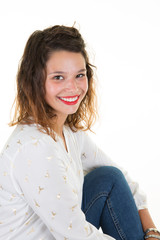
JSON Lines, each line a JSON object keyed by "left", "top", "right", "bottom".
{"left": 0, "top": 0, "right": 160, "bottom": 229}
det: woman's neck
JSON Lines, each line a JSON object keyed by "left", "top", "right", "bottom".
{"left": 52, "top": 114, "right": 67, "bottom": 138}
{"left": 53, "top": 121, "right": 68, "bottom": 152}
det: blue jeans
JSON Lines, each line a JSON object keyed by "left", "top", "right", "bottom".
{"left": 81, "top": 166, "right": 144, "bottom": 240}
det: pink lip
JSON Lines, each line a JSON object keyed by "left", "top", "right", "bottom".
{"left": 57, "top": 95, "right": 80, "bottom": 105}
{"left": 58, "top": 95, "right": 79, "bottom": 98}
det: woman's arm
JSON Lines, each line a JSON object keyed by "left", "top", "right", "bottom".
{"left": 139, "top": 208, "right": 156, "bottom": 231}
{"left": 79, "top": 131, "right": 147, "bottom": 210}
{"left": 77, "top": 130, "right": 159, "bottom": 238}
{"left": 139, "top": 209, "right": 160, "bottom": 239}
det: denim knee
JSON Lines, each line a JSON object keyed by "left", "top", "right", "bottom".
{"left": 92, "top": 166, "right": 125, "bottom": 183}
{"left": 84, "top": 166, "right": 126, "bottom": 194}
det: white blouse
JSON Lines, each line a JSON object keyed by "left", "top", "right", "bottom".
{"left": 0, "top": 124, "right": 147, "bottom": 240}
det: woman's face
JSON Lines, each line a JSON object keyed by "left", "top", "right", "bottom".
{"left": 45, "top": 50, "right": 88, "bottom": 120}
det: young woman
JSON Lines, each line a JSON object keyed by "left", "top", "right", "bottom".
{"left": 0, "top": 25, "right": 159, "bottom": 240}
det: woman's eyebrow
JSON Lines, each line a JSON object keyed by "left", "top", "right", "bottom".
{"left": 48, "top": 69, "right": 86, "bottom": 75}
{"left": 78, "top": 68, "right": 87, "bottom": 72}
{"left": 48, "top": 71, "right": 65, "bottom": 75}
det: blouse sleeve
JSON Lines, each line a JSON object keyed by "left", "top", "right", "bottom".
{"left": 78, "top": 131, "right": 147, "bottom": 210}
{"left": 11, "top": 135, "right": 115, "bottom": 240}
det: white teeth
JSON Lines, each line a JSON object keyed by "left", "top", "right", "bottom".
{"left": 59, "top": 96, "right": 78, "bottom": 102}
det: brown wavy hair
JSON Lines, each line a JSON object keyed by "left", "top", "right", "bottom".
{"left": 10, "top": 25, "right": 98, "bottom": 139}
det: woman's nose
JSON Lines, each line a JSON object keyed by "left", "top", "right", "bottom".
{"left": 66, "top": 78, "right": 78, "bottom": 91}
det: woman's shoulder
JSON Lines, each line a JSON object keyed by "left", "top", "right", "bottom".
{"left": 12, "top": 124, "right": 49, "bottom": 142}
{"left": 1, "top": 124, "right": 52, "bottom": 157}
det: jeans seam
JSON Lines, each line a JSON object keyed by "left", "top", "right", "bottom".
{"left": 83, "top": 192, "right": 109, "bottom": 215}
{"left": 84, "top": 191, "right": 128, "bottom": 240}
{"left": 107, "top": 197, "right": 127, "bottom": 240}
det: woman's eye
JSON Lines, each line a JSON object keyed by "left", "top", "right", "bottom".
{"left": 53, "top": 75, "right": 63, "bottom": 80}
{"left": 76, "top": 73, "right": 85, "bottom": 78}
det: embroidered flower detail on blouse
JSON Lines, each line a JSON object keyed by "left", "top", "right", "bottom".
{"left": 12, "top": 208, "right": 17, "bottom": 215}
{"left": 63, "top": 176, "right": 67, "bottom": 183}
{"left": 69, "top": 155, "right": 73, "bottom": 164}
{"left": 6, "top": 144, "right": 9, "bottom": 149}
{"left": 33, "top": 140, "right": 39, "bottom": 146}
{"left": 38, "top": 186, "right": 44, "bottom": 194}
{"left": 77, "top": 169, "right": 81, "bottom": 176}
{"left": 10, "top": 162, "right": 15, "bottom": 169}
{"left": 27, "top": 159, "right": 32, "bottom": 166}
{"left": 27, "top": 227, "right": 35, "bottom": 235}
{"left": 25, "top": 175, "right": 29, "bottom": 182}
{"left": 31, "top": 136, "right": 36, "bottom": 140}
{"left": 47, "top": 156, "right": 54, "bottom": 161}
{"left": 57, "top": 194, "right": 61, "bottom": 199}
{"left": 17, "top": 140, "right": 22, "bottom": 145}
{"left": 10, "top": 194, "right": 16, "bottom": 201}
{"left": 71, "top": 204, "right": 78, "bottom": 212}
{"left": 51, "top": 212, "right": 56, "bottom": 219}
{"left": 68, "top": 222, "right": 72, "bottom": 230}
{"left": 72, "top": 189, "right": 78, "bottom": 195}
{"left": 34, "top": 200, "right": 40, "bottom": 207}
{"left": 25, "top": 219, "right": 32, "bottom": 226}
{"left": 45, "top": 171, "right": 50, "bottom": 178}
{"left": 84, "top": 225, "right": 89, "bottom": 235}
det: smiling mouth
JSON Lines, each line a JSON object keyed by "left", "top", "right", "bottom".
{"left": 58, "top": 95, "right": 80, "bottom": 105}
